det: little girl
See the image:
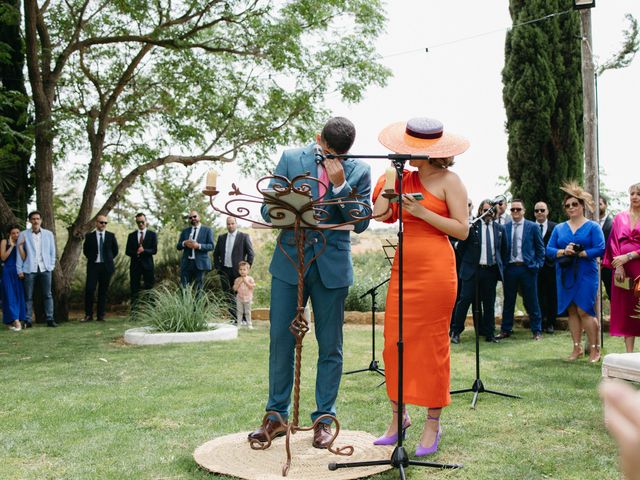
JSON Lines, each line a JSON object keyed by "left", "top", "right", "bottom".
{"left": 233, "top": 261, "right": 256, "bottom": 329}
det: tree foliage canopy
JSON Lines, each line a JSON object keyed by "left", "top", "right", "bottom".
{"left": 6, "top": 0, "right": 390, "bottom": 320}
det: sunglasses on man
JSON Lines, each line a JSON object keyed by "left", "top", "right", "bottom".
{"left": 510, "top": 207, "right": 522, "bottom": 212}
{"left": 534, "top": 209, "right": 546, "bottom": 213}
{"left": 98, "top": 221, "right": 108, "bottom": 225}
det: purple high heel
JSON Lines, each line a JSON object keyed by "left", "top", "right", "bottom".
{"left": 373, "top": 411, "right": 411, "bottom": 446}
{"left": 415, "top": 415, "right": 442, "bottom": 457}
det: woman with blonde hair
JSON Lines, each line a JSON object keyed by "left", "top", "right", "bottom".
{"left": 372, "top": 117, "right": 469, "bottom": 456}
{"left": 546, "top": 182, "right": 605, "bottom": 362}
{"left": 603, "top": 182, "right": 640, "bottom": 352}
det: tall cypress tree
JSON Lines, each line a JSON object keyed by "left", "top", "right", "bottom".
{"left": 503, "top": 0, "right": 583, "bottom": 222}
{"left": 0, "top": 0, "right": 32, "bottom": 225}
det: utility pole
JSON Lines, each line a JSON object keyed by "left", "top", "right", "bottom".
{"left": 579, "top": 7, "right": 599, "bottom": 222}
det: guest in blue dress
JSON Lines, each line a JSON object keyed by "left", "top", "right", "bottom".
{"left": 1, "top": 225, "right": 26, "bottom": 331}
{"left": 546, "top": 183, "right": 605, "bottom": 363}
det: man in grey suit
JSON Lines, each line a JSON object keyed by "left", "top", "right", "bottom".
{"left": 176, "top": 210, "right": 215, "bottom": 291}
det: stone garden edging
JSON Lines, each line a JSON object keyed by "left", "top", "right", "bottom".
{"left": 124, "top": 323, "right": 237, "bottom": 345}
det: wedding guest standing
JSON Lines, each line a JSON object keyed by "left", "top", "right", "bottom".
{"left": 546, "top": 183, "right": 605, "bottom": 362}
{"left": 82, "top": 215, "right": 119, "bottom": 322}
{"left": 1, "top": 225, "right": 26, "bottom": 331}
{"left": 125, "top": 213, "right": 157, "bottom": 308}
{"left": 603, "top": 183, "right": 640, "bottom": 353}
{"left": 16, "top": 211, "right": 57, "bottom": 327}
{"left": 372, "top": 117, "right": 469, "bottom": 456}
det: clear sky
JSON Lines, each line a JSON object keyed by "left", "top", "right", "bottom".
{"left": 213, "top": 0, "right": 639, "bottom": 225}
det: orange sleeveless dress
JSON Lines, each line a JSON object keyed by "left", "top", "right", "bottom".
{"left": 373, "top": 171, "right": 456, "bottom": 408}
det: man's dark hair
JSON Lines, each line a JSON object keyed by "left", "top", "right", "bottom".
{"left": 599, "top": 193, "right": 609, "bottom": 205}
{"left": 321, "top": 117, "right": 356, "bottom": 154}
{"left": 28, "top": 210, "right": 41, "bottom": 220}
{"left": 135, "top": 212, "right": 146, "bottom": 219}
{"left": 511, "top": 198, "right": 524, "bottom": 206}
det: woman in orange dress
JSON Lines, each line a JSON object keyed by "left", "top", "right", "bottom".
{"left": 372, "top": 117, "right": 469, "bottom": 456}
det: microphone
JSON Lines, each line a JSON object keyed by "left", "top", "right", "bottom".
{"left": 314, "top": 145, "right": 325, "bottom": 164}
{"left": 488, "top": 194, "right": 507, "bottom": 207}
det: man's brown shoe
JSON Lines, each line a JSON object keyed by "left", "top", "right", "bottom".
{"left": 247, "top": 419, "right": 286, "bottom": 443}
{"left": 312, "top": 422, "right": 333, "bottom": 449}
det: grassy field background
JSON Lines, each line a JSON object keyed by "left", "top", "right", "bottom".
{"left": 0, "top": 318, "right": 627, "bottom": 479}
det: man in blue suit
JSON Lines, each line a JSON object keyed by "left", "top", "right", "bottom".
{"left": 16, "top": 211, "right": 57, "bottom": 327}
{"left": 248, "top": 117, "right": 371, "bottom": 449}
{"left": 450, "top": 200, "right": 508, "bottom": 344}
{"left": 176, "top": 210, "right": 214, "bottom": 291}
{"left": 497, "top": 199, "right": 545, "bottom": 340}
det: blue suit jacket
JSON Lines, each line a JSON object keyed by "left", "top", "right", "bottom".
{"left": 176, "top": 225, "right": 215, "bottom": 271}
{"left": 457, "top": 221, "right": 508, "bottom": 281}
{"left": 505, "top": 219, "right": 545, "bottom": 270}
{"left": 261, "top": 143, "right": 371, "bottom": 288}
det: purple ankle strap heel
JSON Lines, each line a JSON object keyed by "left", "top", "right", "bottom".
{"left": 415, "top": 415, "right": 442, "bottom": 457}
{"left": 373, "top": 414, "right": 411, "bottom": 446}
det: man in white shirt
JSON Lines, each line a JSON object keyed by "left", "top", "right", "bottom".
{"left": 16, "top": 211, "right": 57, "bottom": 327}
{"left": 534, "top": 201, "right": 558, "bottom": 333}
{"left": 213, "top": 216, "right": 254, "bottom": 322}
{"left": 497, "top": 200, "right": 545, "bottom": 340}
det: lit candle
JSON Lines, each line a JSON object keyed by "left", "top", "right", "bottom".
{"left": 206, "top": 170, "right": 218, "bottom": 189}
{"left": 384, "top": 167, "right": 396, "bottom": 190}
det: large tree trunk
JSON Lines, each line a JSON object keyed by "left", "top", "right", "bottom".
{"left": 54, "top": 234, "right": 84, "bottom": 321}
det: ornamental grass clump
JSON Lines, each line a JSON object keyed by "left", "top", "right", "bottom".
{"left": 135, "top": 285, "right": 227, "bottom": 332}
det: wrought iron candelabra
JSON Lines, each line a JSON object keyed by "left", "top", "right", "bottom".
{"left": 204, "top": 172, "right": 380, "bottom": 476}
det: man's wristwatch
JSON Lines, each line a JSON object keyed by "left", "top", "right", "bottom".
{"left": 627, "top": 252, "right": 634, "bottom": 261}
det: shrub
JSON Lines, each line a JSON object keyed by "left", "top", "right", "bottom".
{"left": 135, "top": 284, "right": 229, "bottom": 332}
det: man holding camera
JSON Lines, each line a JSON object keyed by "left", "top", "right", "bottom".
{"left": 497, "top": 199, "right": 545, "bottom": 340}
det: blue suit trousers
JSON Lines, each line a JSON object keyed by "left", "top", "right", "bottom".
{"left": 501, "top": 265, "right": 542, "bottom": 334}
{"left": 267, "top": 263, "right": 348, "bottom": 424}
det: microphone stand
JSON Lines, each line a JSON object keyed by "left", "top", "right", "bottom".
{"left": 327, "top": 154, "right": 462, "bottom": 478}
{"left": 345, "top": 277, "right": 388, "bottom": 378}
{"left": 450, "top": 205, "right": 520, "bottom": 408}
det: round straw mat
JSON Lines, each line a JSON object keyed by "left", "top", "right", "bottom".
{"left": 194, "top": 430, "right": 394, "bottom": 480}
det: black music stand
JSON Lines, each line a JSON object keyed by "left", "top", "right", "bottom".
{"left": 326, "top": 153, "right": 462, "bottom": 478}
{"left": 345, "top": 277, "right": 388, "bottom": 378}
{"left": 450, "top": 205, "right": 520, "bottom": 408}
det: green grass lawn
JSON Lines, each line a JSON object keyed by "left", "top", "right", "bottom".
{"left": 0, "top": 318, "right": 627, "bottom": 479}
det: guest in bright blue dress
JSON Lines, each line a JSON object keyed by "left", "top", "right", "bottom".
{"left": 1, "top": 225, "right": 27, "bottom": 331}
{"left": 546, "top": 183, "right": 605, "bottom": 362}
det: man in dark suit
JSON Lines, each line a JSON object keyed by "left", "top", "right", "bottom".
{"left": 213, "top": 216, "right": 255, "bottom": 322}
{"left": 125, "top": 212, "right": 158, "bottom": 308}
{"left": 534, "top": 201, "right": 558, "bottom": 333}
{"left": 450, "top": 200, "right": 508, "bottom": 344}
{"left": 599, "top": 194, "right": 613, "bottom": 300}
{"left": 176, "top": 210, "right": 214, "bottom": 291}
{"left": 82, "top": 215, "right": 119, "bottom": 322}
{"left": 497, "top": 200, "right": 545, "bottom": 340}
